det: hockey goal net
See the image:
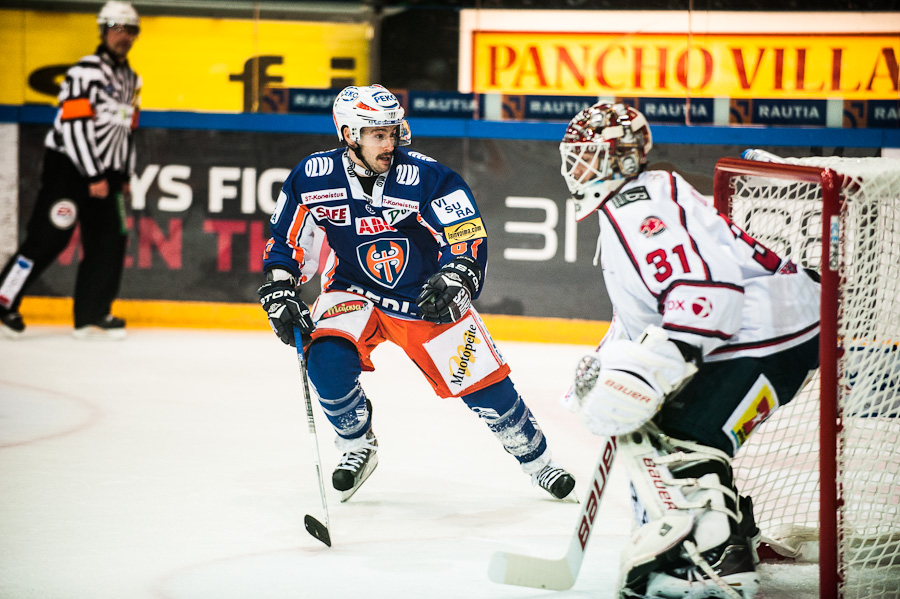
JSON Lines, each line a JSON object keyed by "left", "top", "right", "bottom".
{"left": 713, "top": 155, "right": 900, "bottom": 599}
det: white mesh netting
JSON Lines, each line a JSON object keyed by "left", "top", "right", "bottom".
{"left": 724, "top": 156, "right": 900, "bottom": 599}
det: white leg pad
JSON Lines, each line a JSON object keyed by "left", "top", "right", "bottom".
{"left": 615, "top": 428, "right": 757, "bottom": 599}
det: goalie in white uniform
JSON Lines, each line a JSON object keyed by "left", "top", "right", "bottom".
{"left": 558, "top": 103, "right": 820, "bottom": 598}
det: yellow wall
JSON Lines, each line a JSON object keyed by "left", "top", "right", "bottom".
{"left": 19, "top": 297, "right": 609, "bottom": 345}
{"left": 0, "top": 9, "right": 370, "bottom": 111}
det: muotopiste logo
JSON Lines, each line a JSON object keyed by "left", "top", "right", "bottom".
{"left": 449, "top": 324, "right": 481, "bottom": 386}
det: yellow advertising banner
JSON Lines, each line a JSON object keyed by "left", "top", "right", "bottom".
{"left": 0, "top": 9, "right": 370, "bottom": 111}
{"left": 472, "top": 32, "right": 900, "bottom": 99}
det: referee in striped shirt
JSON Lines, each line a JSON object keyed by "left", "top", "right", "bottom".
{"left": 0, "top": 1, "right": 141, "bottom": 340}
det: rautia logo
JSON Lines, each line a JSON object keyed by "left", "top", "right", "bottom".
{"left": 356, "top": 238, "right": 408, "bottom": 288}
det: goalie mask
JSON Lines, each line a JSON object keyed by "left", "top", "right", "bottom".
{"left": 559, "top": 102, "right": 652, "bottom": 220}
{"left": 332, "top": 84, "right": 411, "bottom": 148}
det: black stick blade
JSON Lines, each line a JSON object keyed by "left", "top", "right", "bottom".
{"left": 304, "top": 514, "right": 331, "bottom": 547}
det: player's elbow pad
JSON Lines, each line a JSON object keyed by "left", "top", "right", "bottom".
{"left": 660, "top": 282, "right": 744, "bottom": 354}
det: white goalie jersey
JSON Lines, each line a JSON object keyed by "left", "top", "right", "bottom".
{"left": 595, "top": 170, "right": 820, "bottom": 362}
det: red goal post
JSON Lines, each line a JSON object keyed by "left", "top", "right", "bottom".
{"left": 713, "top": 156, "right": 900, "bottom": 599}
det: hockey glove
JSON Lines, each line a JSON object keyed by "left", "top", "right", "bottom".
{"left": 257, "top": 280, "right": 315, "bottom": 347}
{"left": 416, "top": 257, "right": 482, "bottom": 324}
{"left": 570, "top": 325, "right": 699, "bottom": 436}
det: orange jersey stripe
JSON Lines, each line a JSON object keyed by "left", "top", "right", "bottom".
{"left": 287, "top": 205, "right": 310, "bottom": 266}
{"left": 322, "top": 252, "right": 339, "bottom": 290}
{"left": 60, "top": 98, "right": 95, "bottom": 120}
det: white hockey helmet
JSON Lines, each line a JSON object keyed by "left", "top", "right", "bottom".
{"left": 332, "top": 84, "right": 411, "bottom": 147}
{"left": 98, "top": 1, "right": 140, "bottom": 29}
{"left": 559, "top": 102, "right": 652, "bottom": 220}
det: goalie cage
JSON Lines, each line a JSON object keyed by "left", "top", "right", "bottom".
{"left": 713, "top": 155, "right": 900, "bottom": 599}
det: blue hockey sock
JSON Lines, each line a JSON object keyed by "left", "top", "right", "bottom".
{"left": 307, "top": 337, "right": 370, "bottom": 441}
{"left": 462, "top": 377, "right": 547, "bottom": 466}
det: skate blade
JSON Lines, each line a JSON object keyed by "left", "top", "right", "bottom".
{"left": 340, "top": 455, "right": 379, "bottom": 503}
{"left": 558, "top": 487, "right": 579, "bottom": 503}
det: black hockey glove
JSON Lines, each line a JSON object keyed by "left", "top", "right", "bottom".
{"left": 416, "top": 257, "right": 482, "bottom": 324}
{"left": 257, "top": 280, "right": 315, "bottom": 347}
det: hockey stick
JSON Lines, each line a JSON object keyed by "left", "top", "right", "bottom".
{"left": 293, "top": 326, "right": 332, "bottom": 547}
{"left": 488, "top": 435, "right": 617, "bottom": 590}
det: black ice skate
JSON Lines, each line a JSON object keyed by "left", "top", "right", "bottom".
{"left": 73, "top": 315, "right": 126, "bottom": 340}
{"left": 0, "top": 309, "right": 25, "bottom": 339}
{"left": 332, "top": 429, "right": 378, "bottom": 502}
{"left": 531, "top": 460, "right": 576, "bottom": 500}
{"left": 641, "top": 534, "right": 759, "bottom": 598}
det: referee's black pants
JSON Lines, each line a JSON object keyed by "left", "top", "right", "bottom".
{"left": 0, "top": 150, "right": 128, "bottom": 328}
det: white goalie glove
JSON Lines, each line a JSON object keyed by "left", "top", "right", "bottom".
{"left": 569, "top": 325, "right": 699, "bottom": 437}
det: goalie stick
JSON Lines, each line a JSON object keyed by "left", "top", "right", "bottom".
{"left": 294, "top": 326, "right": 332, "bottom": 547}
{"left": 488, "top": 435, "right": 617, "bottom": 590}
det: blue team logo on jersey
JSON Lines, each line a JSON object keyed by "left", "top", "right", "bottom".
{"left": 356, "top": 238, "right": 409, "bottom": 289}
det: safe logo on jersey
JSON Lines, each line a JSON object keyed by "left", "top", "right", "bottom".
{"left": 356, "top": 238, "right": 409, "bottom": 288}
{"left": 312, "top": 204, "right": 351, "bottom": 225}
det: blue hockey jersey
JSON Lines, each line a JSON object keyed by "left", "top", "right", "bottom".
{"left": 263, "top": 147, "right": 489, "bottom": 319}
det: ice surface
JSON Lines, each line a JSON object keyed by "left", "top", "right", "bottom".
{"left": 0, "top": 327, "right": 818, "bottom": 598}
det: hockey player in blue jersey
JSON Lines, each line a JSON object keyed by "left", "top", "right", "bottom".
{"left": 257, "top": 84, "right": 575, "bottom": 502}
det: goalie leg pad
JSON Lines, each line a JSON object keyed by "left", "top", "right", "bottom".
{"left": 616, "top": 428, "right": 759, "bottom": 599}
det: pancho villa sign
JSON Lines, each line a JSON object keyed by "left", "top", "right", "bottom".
{"left": 459, "top": 10, "right": 900, "bottom": 100}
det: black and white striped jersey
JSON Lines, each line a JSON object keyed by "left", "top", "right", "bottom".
{"left": 45, "top": 45, "right": 141, "bottom": 181}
